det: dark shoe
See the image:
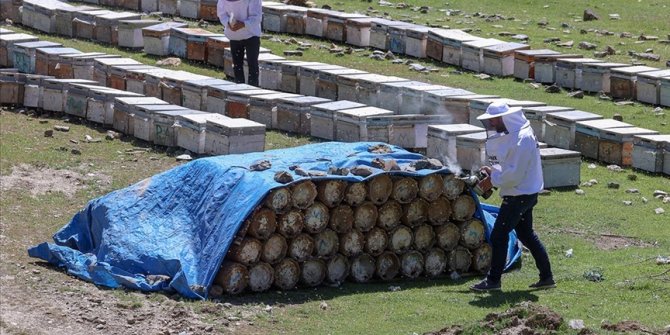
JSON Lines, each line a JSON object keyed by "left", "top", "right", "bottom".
{"left": 529, "top": 278, "right": 556, "bottom": 289}
{"left": 470, "top": 279, "right": 501, "bottom": 292}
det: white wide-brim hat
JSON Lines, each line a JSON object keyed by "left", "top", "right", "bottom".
{"left": 476, "top": 101, "right": 523, "bottom": 120}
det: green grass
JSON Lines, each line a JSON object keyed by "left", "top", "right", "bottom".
{"left": 2, "top": 1, "right": 670, "bottom": 333}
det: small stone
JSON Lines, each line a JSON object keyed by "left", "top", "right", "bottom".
{"left": 250, "top": 160, "right": 271, "bottom": 171}
{"left": 545, "top": 84, "right": 561, "bottom": 93}
{"left": 653, "top": 190, "right": 668, "bottom": 197}
{"left": 85, "top": 135, "right": 94, "bottom": 142}
{"left": 283, "top": 50, "right": 303, "bottom": 56}
{"left": 474, "top": 73, "right": 492, "bottom": 80}
{"left": 655, "top": 208, "right": 665, "bottom": 215}
{"left": 583, "top": 9, "right": 599, "bottom": 21}
{"left": 593, "top": 51, "right": 607, "bottom": 58}
{"left": 622, "top": 200, "right": 633, "bottom": 206}
{"left": 529, "top": 83, "right": 541, "bottom": 89}
{"left": 409, "top": 63, "right": 427, "bottom": 71}
{"left": 223, "top": 303, "right": 233, "bottom": 309}
{"left": 176, "top": 154, "right": 192, "bottom": 161}
{"left": 539, "top": 189, "right": 551, "bottom": 196}
{"left": 274, "top": 171, "right": 293, "bottom": 183}
{"left": 511, "top": 34, "right": 529, "bottom": 41}
{"left": 543, "top": 37, "right": 561, "bottom": 43}
{"left": 605, "top": 45, "right": 617, "bottom": 55}
{"left": 54, "top": 125, "right": 70, "bottom": 132}
{"left": 569, "top": 319, "right": 586, "bottom": 330}
{"left": 607, "top": 182, "right": 620, "bottom": 189}
{"left": 156, "top": 57, "right": 181, "bottom": 67}
{"left": 608, "top": 14, "right": 620, "bottom": 20}
{"left": 385, "top": 51, "right": 396, "bottom": 59}
{"left": 388, "top": 285, "right": 401, "bottom": 292}
{"left": 627, "top": 174, "right": 637, "bottom": 181}
{"left": 638, "top": 34, "right": 659, "bottom": 41}
{"left": 319, "top": 301, "right": 328, "bottom": 310}
{"left": 599, "top": 93, "right": 612, "bottom": 100}
{"left": 575, "top": 189, "right": 585, "bottom": 195}
{"left": 578, "top": 41, "right": 597, "bottom": 50}
{"left": 71, "top": 149, "right": 82, "bottom": 155}
{"left": 580, "top": 181, "right": 594, "bottom": 187}
{"left": 44, "top": 130, "right": 53, "bottom": 137}
{"left": 568, "top": 90, "right": 584, "bottom": 98}
{"left": 537, "top": 19, "right": 548, "bottom": 26}
{"left": 620, "top": 32, "right": 632, "bottom": 38}
{"left": 589, "top": 179, "right": 598, "bottom": 184}
{"left": 612, "top": 113, "right": 624, "bottom": 121}
{"left": 632, "top": 52, "right": 661, "bottom": 61}
{"left": 642, "top": 197, "right": 648, "bottom": 204}
{"left": 557, "top": 40, "right": 574, "bottom": 48}
{"left": 615, "top": 101, "right": 635, "bottom": 106}
{"left": 69, "top": 139, "right": 78, "bottom": 144}
{"left": 351, "top": 166, "right": 373, "bottom": 177}
{"left": 588, "top": 164, "right": 597, "bottom": 169}
{"left": 105, "top": 130, "right": 119, "bottom": 140}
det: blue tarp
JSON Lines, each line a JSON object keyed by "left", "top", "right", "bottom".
{"left": 28, "top": 142, "right": 520, "bottom": 299}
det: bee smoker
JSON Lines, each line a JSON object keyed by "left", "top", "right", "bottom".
{"left": 460, "top": 171, "right": 494, "bottom": 199}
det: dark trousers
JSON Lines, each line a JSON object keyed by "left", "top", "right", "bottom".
{"left": 487, "top": 193, "right": 553, "bottom": 283}
{"left": 229, "top": 36, "right": 260, "bottom": 87}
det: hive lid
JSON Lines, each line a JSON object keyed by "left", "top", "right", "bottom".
{"left": 405, "top": 85, "right": 451, "bottom": 93}
{"left": 96, "top": 12, "right": 142, "bottom": 22}
{"left": 556, "top": 57, "right": 603, "bottom": 64}
{"left": 312, "top": 100, "right": 366, "bottom": 111}
{"left": 546, "top": 110, "right": 602, "bottom": 122}
{"left": 155, "top": 109, "right": 205, "bottom": 118}
{"left": 250, "top": 93, "right": 301, "bottom": 102}
{"left": 482, "top": 42, "right": 529, "bottom": 53}
{"left": 428, "top": 124, "right": 484, "bottom": 134}
{"left": 514, "top": 49, "right": 561, "bottom": 57}
{"left": 600, "top": 127, "right": 659, "bottom": 136}
{"left": 576, "top": 119, "right": 633, "bottom": 129}
{"left": 114, "top": 96, "right": 168, "bottom": 105}
{"left": 523, "top": 106, "right": 574, "bottom": 114}
{"left": 633, "top": 134, "right": 670, "bottom": 143}
{"left": 0, "top": 34, "right": 38, "bottom": 43}
{"left": 277, "top": 96, "right": 331, "bottom": 105}
{"left": 36, "top": 47, "right": 82, "bottom": 56}
{"left": 95, "top": 57, "right": 141, "bottom": 67}
{"left": 425, "top": 88, "right": 475, "bottom": 98}
{"left": 118, "top": 19, "right": 162, "bottom": 28}
{"left": 337, "top": 106, "right": 394, "bottom": 119}
{"left": 582, "top": 62, "right": 628, "bottom": 69}
{"left": 178, "top": 113, "right": 224, "bottom": 125}
{"left": 456, "top": 131, "right": 488, "bottom": 141}
{"left": 142, "top": 22, "right": 189, "bottom": 33}
{"left": 227, "top": 89, "right": 277, "bottom": 98}
{"left": 13, "top": 41, "right": 62, "bottom": 50}
{"left": 183, "top": 78, "right": 234, "bottom": 89}
{"left": 540, "top": 147, "right": 581, "bottom": 159}
{"left": 610, "top": 65, "right": 659, "bottom": 75}
{"left": 462, "top": 38, "right": 505, "bottom": 49}
{"left": 637, "top": 69, "right": 670, "bottom": 79}
{"left": 163, "top": 71, "right": 212, "bottom": 82}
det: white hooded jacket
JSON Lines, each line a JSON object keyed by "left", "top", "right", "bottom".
{"left": 485, "top": 110, "right": 544, "bottom": 196}
{"left": 217, "top": 0, "right": 262, "bottom": 40}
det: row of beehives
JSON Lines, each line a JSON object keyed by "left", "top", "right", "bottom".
{"left": 5, "top": 0, "right": 670, "bottom": 108}
{"left": 212, "top": 173, "right": 493, "bottom": 295}
{"left": 1, "top": 27, "right": 668, "bottom": 176}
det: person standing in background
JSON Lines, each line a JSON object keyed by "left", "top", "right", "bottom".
{"left": 217, "top": 0, "right": 262, "bottom": 86}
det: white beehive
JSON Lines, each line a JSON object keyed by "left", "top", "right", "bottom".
{"left": 285, "top": 5, "right": 309, "bottom": 35}
{"left": 513, "top": 49, "right": 560, "bottom": 81}
{"left": 534, "top": 54, "right": 581, "bottom": 84}
{"left": 109, "top": 65, "right": 156, "bottom": 91}
{"left": 661, "top": 77, "right": 670, "bottom": 107}
{"left": 438, "top": 30, "right": 482, "bottom": 67}
{"left": 522, "top": 106, "right": 574, "bottom": 142}
{"left": 276, "top": 96, "right": 331, "bottom": 135}
{"left": 153, "top": 109, "right": 204, "bottom": 147}
{"left": 11, "top": 41, "right": 62, "bottom": 74}
{"left": 609, "top": 65, "right": 659, "bottom": 101}
{"left": 368, "top": 18, "right": 397, "bottom": 50}
{"left": 206, "top": 83, "right": 257, "bottom": 115}
{"left": 404, "top": 26, "right": 430, "bottom": 59}
{"left": 86, "top": 87, "right": 143, "bottom": 126}
{"left": 345, "top": 17, "right": 374, "bottom": 47}
{"left": 142, "top": 22, "right": 188, "bottom": 56}
{"left": 427, "top": 124, "right": 484, "bottom": 165}
{"left": 298, "top": 64, "right": 343, "bottom": 97}
{"left": 482, "top": 42, "right": 530, "bottom": 77}
{"left": 310, "top": 100, "right": 366, "bottom": 140}
{"left": 248, "top": 92, "right": 301, "bottom": 128}
{"left": 92, "top": 57, "right": 141, "bottom": 87}
{"left": 636, "top": 69, "right": 670, "bottom": 105}
{"left": 455, "top": 132, "right": 488, "bottom": 172}
{"left": 598, "top": 127, "right": 659, "bottom": 166}
{"left": 161, "top": 71, "right": 212, "bottom": 106}
{"left": 335, "top": 107, "right": 394, "bottom": 142}
{"left": 540, "top": 148, "right": 582, "bottom": 188}
{"left": 206, "top": 36, "right": 230, "bottom": 68}
{"left": 54, "top": 6, "right": 98, "bottom": 37}
{"left": 118, "top": 20, "right": 161, "bottom": 49}
{"left": 305, "top": 8, "right": 332, "bottom": 37}
{"left": 181, "top": 78, "right": 233, "bottom": 111}
{"left": 64, "top": 53, "right": 118, "bottom": 81}
{"left": 355, "top": 74, "right": 408, "bottom": 108}
{"left": 41, "top": 79, "right": 96, "bottom": 113}
{"left": 377, "top": 81, "right": 432, "bottom": 113}
{"left": 574, "top": 119, "right": 634, "bottom": 160}
{"left": 133, "top": 104, "right": 189, "bottom": 142}
{"left": 544, "top": 110, "right": 603, "bottom": 150}
{"left": 63, "top": 84, "right": 97, "bottom": 118}
{"left": 325, "top": 12, "right": 367, "bottom": 42}
{"left": 71, "top": 10, "right": 113, "bottom": 41}
{"left": 461, "top": 38, "right": 504, "bottom": 73}
{"left": 205, "top": 116, "right": 266, "bottom": 155}
{"left": 169, "top": 27, "right": 224, "bottom": 62}
{"left": 422, "top": 88, "right": 475, "bottom": 122}
{"left": 388, "top": 23, "right": 418, "bottom": 55}
{"left": 35, "top": 47, "right": 82, "bottom": 77}
{"left": 580, "top": 62, "right": 628, "bottom": 93}
{"left": 177, "top": 113, "right": 227, "bottom": 154}
{"left": 631, "top": 134, "right": 670, "bottom": 173}
{"left": 145, "top": 69, "right": 182, "bottom": 99}
{"left": 142, "top": 0, "right": 159, "bottom": 12}
{"left": 124, "top": 67, "right": 170, "bottom": 95}
{"left": 555, "top": 58, "right": 603, "bottom": 90}
{"left": 259, "top": 59, "right": 297, "bottom": 91}
{"left": 316, "top": 68, "right": 368, "bottom": 101}
{"left": 178, "top": 0, "right": 200, "bottom": 19}
{"left": 280, "top": 61, "right": 320, "bottom": 93}
{"left": 262, "top": 2, "right": 290, "bottom": 33}
{"left": 158, "top": 0, "right": 179, "bottom": 16}
{"left": 368, "top": 115, "right": 455, "bottom": 149}
{"left": 399, "top": 85, "right": 449, "bottom": 115}
{"left": 112, "top": 96, "right": 168, "bottom": 135}
{"left": 225, "top": 89, "right": 276, "bottom": 119}
{"left": 22, "top": 75, "right": 49, "bottom": 109}
{"left": 95, "top": 12, "right": 142, "bottom": 45}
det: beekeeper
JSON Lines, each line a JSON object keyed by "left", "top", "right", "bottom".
{"left": 217, "top": 0, "right": 262, "bottom": 86}
{"left": 470, "top": 101, "right": 555, "bottom": 292}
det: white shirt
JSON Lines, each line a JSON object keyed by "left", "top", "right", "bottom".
{"left": 217, "top": 0, "right": 263, "bottom": 40}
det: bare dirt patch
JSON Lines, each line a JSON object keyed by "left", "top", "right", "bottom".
{"left": 555, "top": 228, "right": 654, "bottom": 250}
{"left": 0, "top": 163, "right": 111, "bottom": 198}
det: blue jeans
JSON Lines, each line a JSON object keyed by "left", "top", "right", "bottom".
{"left": 230, "top": 36, "right": 260, "bottom": 86}
{"left": 487, "top": 193, "right": 553, "bottom": 283}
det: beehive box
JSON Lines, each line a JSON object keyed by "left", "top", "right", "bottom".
{"left": 356, "top": 74, "right": 409, "bottom": 108}
{"left": 544, "top": 110, "right": 603, "bottom": 150}
{"left": 118, "top": 0, "right": 141, "bottom": 11}
{"left": 275, "top": 96, "right": 331, "bottom": 135}
{"left": 461, "top": 38, "right": 505, "bottom": 73}
{"left": 316, "top": 68, "right": 368, "bottom": 101}
{"left": 259, "top": 59, "right": 299, "bottom": 91}
{"left": 118, "top": 20, "right": 162, "bottom": 49}
{"left": 41, "top": 78, "right": 96, "bottom": 113}
{"left": 469, "top": 98, "right": 546, "bottom": 126}
{"left": 335, "top": 107, "right": 395, "bottom": 142}
{"left": 422, "top": 88, "right": 476, "bottom": 122}
{"left": 247, "top": 92, "right": 300, "bottom": 127}
{"left": 72, "top": 10, "right": 113, "bottom": 41}
{"left": 161, "top": 71, "right": 212, "bottom": 106}
{"left": 0, "top": 72, "right": 26, "bottom": 105}
{"left": 24, "top": 0, "right": 71, "bottom": 34}
{"left": 405, "top": 26, "right": 430, "bottom": 58}
{"left": 666, "top": 141, "right": 670, "bottom": 175}
{"left": 54, "top": 5, "right": 98, "bottom": 37}
{"left": 134, "top": 104, "right": 189, "bottom": 142}
{"left": 63, "top": 84, "right": 97, "bottom": 118}
{"left": 540, "top": 148, "right": 581, "bottom": 188}
{"left": 176, "top": 113, "right": 225, "bottom": 154}
{"left": 11, "top": 41, "right": 62, "bottom": 74}
{"left": 555, "top": 58, "right": 603, "bottom": 90}
{"left": 0, "top": 33, "right": 39, "bottom": 67}
{"left": 1, "top": 0, "right": 22, "bottom": 24}
{"left": 206, "top": 36, "right": 230, "bottom": 68}
{"left": 205, "top": 116, "right": 266, "bottom": 155}
{"left": 513, "top": 49, "right": 560, "bottom": 80}
{"left": 112, "top": 96, "right": 169, "bottom": 135}
{"left": 482, "top": 42, "right": 530, "bottom": 77}
{"left": 154, "top": 109, "right": 204, "bottom": 147}
{"left": 60, "top": 53, "right": 117, "bottom": 81}
{"left": 455, "top": 131, "right": 488, "bottom": 172}
{"left": 579, "top": 62, "right": 628, "bottom": 93}
{"left": 0, "top": 28, "right": 14, "bottom": 34}
{"left": 310, "top": 100, "right": 366, "bottom": 140}
{"left": 142, "top": 22, "right": 188, "bottom": 56}
{"left": 661, "top": 77, "right": 670, "bottom": 107}
{"left": 426, "top": 124, "right": 484, "bottom": 165}
{"left": 285, "top": 5, "right": 309, "bottom": 35}
{"left": 225, "top": 89, "right": 276, "bottom": 119}
{"left": 23, "top": 75, "right": 52, "bottom": 108}
{"left": 399, "top": 85, "right": 450, "bottom": 115}
{"left": 142, "top": 0, "right": 159, "bottom": 13}
{"left": 93, "top": 57, "right": 142, "bottom": 87}
{"left": 124, "top": 67, "right": 168, "bottom": 95}
{"left": 169, "top": 27, "right": 224, "bottom": 62}
{"left": 109, "top": 64, "right": 156, "bottom": 90}
{"left": 438, "top": 30, "right": 482, "bottom": 67}
{"left": 631, "top": 134, "right": 670, "bottom": 173}
{"left": 325, "top": 12, "right": 367, "bottom": 42}
{"left": 345, "top": 17, "right": 374, "bottom": 47}
{"left": 609, "top": 65, "right": 659, "bottom": 100}
{"left": 522, "top": 106, "right": 574, "bottom": 142}
{"left": 262, "top": 3, "right": 290, "bottom": 33}
{"left": 35, "top": 47, "right": 82, "bottom": 77}
{"left": 388, "top": 24, "right": 419, "bottom": 55}
{"left": 534, "top": 54, "right": 582, "bottom": 84}
{"left": 279, "top": 61, "right": 319, "bottom": 93}
{"left": 158, "top": 0, "right": 179, "bottom": 16}
{"left": 95, "top": 12, "right": 142, "bottom": 45}
{"left": 182, "top": 78, "right": 233, "bottom": 111}
{"left": 222, "top": 46, "right": 273, "bottom": 80}
{"left": 368, "top": 18, "right": 400, "bottom": 50}
{"left": 368, "top": 115, "right": 455, "bottom": 149}
{"left": 298, "top": 64, "right": 344, "bottom": 97}
{"left": 305, "top": 8, "right": 333, "bottom": 37}
{"left": 574, "top": 119, "right": 634, "bottom": 160}
{"left": 206, "top": 83, "right": 257, "bottom": 114}
{"left": 377, "top": 81, "right": 433, "bottom": 113}
{"left": 636, "top": 69, "right": 670, "bottom": 105}
{"left": 179, "top": 0, "right": 200, "bottom": 19}
{"left": 598, "top": 127, "right": 659, "bottom": 166}
{"left": 145, "top": 69, "right": 182, "bottom": 98}
{"left": 198, "top": 0, "right": 218, "bottom": 21}
{"left": 86, "top": 87, "right": 143, "bottom": 125}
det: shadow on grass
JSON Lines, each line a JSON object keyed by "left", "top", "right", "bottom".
{"left": 467, "top": 290, "right": 539, "bottom": 308}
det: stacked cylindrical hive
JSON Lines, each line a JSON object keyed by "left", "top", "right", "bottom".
{"left": 212, "top": 173, "right": 492, "bottom": 295}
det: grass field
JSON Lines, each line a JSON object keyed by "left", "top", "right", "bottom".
{"left": 2, "top": 0, "right": 670, "bottom": 334}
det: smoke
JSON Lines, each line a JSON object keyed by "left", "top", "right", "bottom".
{"left": 441, "top": 155, "right": 463, "bottom": 176}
